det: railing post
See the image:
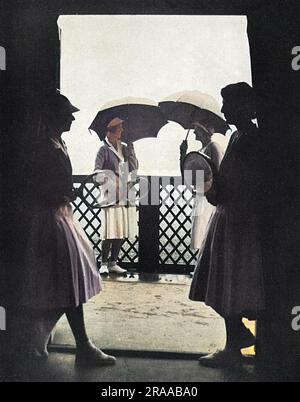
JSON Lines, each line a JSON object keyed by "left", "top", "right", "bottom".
{"left": 138, "top": 176, "right": 160, "bottom": 273}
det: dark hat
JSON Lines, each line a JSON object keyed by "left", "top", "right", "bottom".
{"left": 221, "top": 82, "right": 255, "bottom": 105}
{"left": 58, "top": 93, "right": 80, "bottom": 113}
{"left": 43, "top": 90, "right": 80, "bottom": 115}
{"left": 221, "top": 82, "right": 256, "bottom": 119}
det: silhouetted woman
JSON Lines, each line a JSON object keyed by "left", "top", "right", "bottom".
{"left": 15, "top": 92, "right": 116, "bottom": 367}
{"left": 189, "top": 83, "right": 265, "bottom": 367}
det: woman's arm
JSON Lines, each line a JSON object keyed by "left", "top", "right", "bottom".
{"left": 93, "top": 147, "right": 110, "bottom": 185}
{"left": 32, "top": 144, "right": 74, "bottom": 207}
{"left": 205, "top": 141, "right": 224, "bottom": 169}
{"left": 94, "top": 146, "right": 106, "bottom": 171}
{"left": 123, "top": 143, "right": 139, "bottom": 172}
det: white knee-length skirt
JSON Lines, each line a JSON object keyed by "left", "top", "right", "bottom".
{"left": 100, "top": 205, "right": 138, "bottom": 240}
{"left": 190, "top": 195, "right": 215, "bottom": 250}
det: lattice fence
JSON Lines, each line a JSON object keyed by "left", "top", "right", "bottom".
{"left": 72, "top": 175, "right": 198, "bottom": 270}
{"left": 159, "top": 179, "right": 198, "bottom": 265}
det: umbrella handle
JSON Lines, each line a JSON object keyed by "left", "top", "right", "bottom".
{"left": 185, "top": 128, "right": 191, "bottom": 141}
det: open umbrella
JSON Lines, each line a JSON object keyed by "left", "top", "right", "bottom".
{"left": 159, "top": 90, "right": 229, "bottom": 138}
{"left": 89, "top": 96, "right": 168, "bottom": 143}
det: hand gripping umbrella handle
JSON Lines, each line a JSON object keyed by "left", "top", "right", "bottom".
{"left": 185, "top": 128, "right": 191, "bottom": 141}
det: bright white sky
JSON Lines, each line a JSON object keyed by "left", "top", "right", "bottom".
{"left": 58, "top": 15, "right": 252, "bottom": 175}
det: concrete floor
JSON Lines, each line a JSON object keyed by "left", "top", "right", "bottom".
{"left": 5, "top": 352, "right": 259, "bottom": 382}
{"left": 4, "top": 274, "right": 263, "bottom": 382}
{"left": 53, "top": 274, "right": 255, "bottom": 356}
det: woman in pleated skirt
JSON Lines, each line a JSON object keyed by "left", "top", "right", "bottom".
{"left": 189, "top": 83, "right": 265, "bottom": 367}
{"left": 14, "top": 92, "right": 116, "bottom": 367}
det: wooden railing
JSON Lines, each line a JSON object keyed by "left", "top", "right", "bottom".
{"left": 72, "top": 175, "right": 198, "bottom": 274}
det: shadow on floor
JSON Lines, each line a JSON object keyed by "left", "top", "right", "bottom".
{"left": 5, "top": 351, "right": 260, "bottom": 382}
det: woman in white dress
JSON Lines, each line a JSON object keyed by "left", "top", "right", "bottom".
{"left": 181, "top": 121, "right": 226, "bottom": 250}
{"left": 94, "top": 117, "right": 139, "bottom": 275}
